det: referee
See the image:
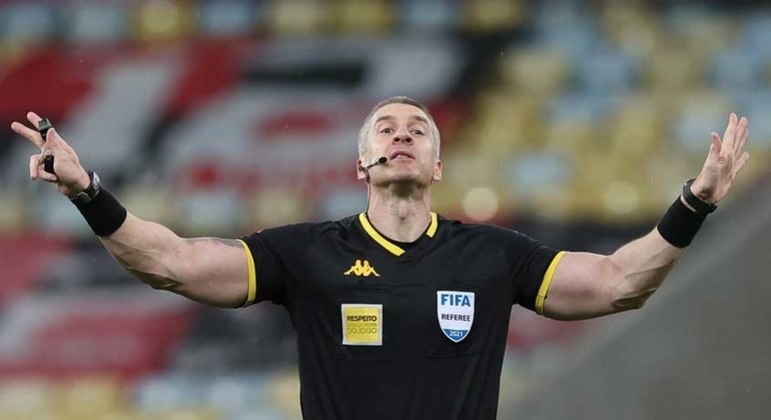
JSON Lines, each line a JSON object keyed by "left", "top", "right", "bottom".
{"left": 12, "top": 96, "right": 750, "bottom": 419}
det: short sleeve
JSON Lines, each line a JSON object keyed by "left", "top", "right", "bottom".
{"left": 505, "top": 230, "right": 562, "bottom": 314}
{"left": 240, "top": 229, "right": 290, "bottom": 306}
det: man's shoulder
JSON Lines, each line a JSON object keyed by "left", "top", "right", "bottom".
{"left": 439, "top": 215, "right": 526, "bottom": 239}
{"left": 255, "top": 214, "right": 359, "bottom": 240}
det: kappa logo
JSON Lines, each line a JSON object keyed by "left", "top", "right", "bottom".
{"left": 344, "top": 259, "right": 380, "bottom": 277}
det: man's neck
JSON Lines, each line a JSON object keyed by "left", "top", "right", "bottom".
{"left": 366, "top": 186, "right": 432, "bottom": 243}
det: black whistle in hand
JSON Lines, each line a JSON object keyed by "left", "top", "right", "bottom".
{"left": 38, "top": 117, "right": 55, "bottom": 175}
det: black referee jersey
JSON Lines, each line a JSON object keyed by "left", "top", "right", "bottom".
{"left": 240, "top": 212, "right": 564, "bottom": 420}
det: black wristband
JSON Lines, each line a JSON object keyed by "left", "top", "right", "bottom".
{"left": 656, "top": 196, "right": 707, "bottom": 248}
{"left": 72, "top": 186, "right": 128, "bottom": 236}
{"left": 682, "top": 178, "right": 717, "bottom": 215}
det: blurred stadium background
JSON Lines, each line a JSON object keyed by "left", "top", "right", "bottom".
{"left": 0, "top": 0, "right": 769, "bottom": 419}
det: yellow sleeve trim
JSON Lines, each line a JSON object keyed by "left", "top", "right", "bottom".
{"left": 238, "top": 239, "right": 257, "bottom": 307}
{"left": 535, "top": 251, "right": 566, "bottom": 315}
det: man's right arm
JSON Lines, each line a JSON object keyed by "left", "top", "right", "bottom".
{"left": 100, "top": 212, "right": 250, "bottom": 308}
{"left": 12, "top": 112, "right": 250, "bottom": 308}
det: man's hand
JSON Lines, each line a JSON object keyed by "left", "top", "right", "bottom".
{"left": 11, "top": 111, "right": 91, "bottom": 196}
{"left": 690, "top": 112, "right": 750, "bottom": 204}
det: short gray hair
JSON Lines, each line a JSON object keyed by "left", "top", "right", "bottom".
{"left": 357, "top": 96, "right": 441, "bottom": 160}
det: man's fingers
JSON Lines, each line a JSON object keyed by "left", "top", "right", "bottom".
{"left": 46, "top": 128, "right": 72, "bottom": 154}
{"left": 10, "top": 121, "right": 45, "bottom": 150}
{"left": 721, "top": 112, "right": 737, "bottom": 151}
{"left": 734, "top": 151, "right": 750, "bottom": 177}
{"left": 733, "top": 116, "right": 748, "bottom": 153}
{"left": 38, "top": 169, "right": 59, "bottom": 182}
{"left": 36, "top": 150, "right": 58, "bottom": 182}
{"left": 46, "top": 128, "right": 61, "bottom": 148}
{"left": 29, "top": 154, "right": 41, "bottom": 179}
{"left": 735, "top": 121, "right": 749, "bottom": 156}
{"left": 48, "top": 128, "right": 65, "bottom": 147}
{"left": 708, "top": 132, "right": 721, "bottom": 162}
{"left": 26, "top": 111, "right": 43, "bottom": 128}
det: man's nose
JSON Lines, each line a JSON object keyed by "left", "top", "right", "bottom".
{"left": 392, "top": 129, "right": 413, "bottom": 144}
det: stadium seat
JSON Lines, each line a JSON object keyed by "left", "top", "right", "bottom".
{"left": 711, "top": 48, "right": 764, "bottom": 91}
{"left": 469, "top": 92, "right": 545, "bottom": 155}
{"left": 498, "top": 47, "right": 571, "bottom": 97}
{"left": 576, "top": 48, "right": 639, "bottom": 94}
{"left": 532, "top": 3, "right": 598, "bottom": 61}
{"left": 644, "top": 45, "right": 707, "bottom": 92}
{"left": 0, "top": 190, "right": 25, "bottom": 234}
{"left": 672, "top": 90, "right": 735, "bottom": 153}
{"left": 599, "top": 1, "right": 660, "bottom": 56}
{"left": 267, "top": 1, "right": 328, "bottom": 36}
{"left": 134, "top": 0, "right": 192, "bottom": 43}
{"left": 464, "top": 0, "right": 524, "bottom": 32}
{"left": 742, "top": 13, "right": 771, "bottom": 60}
{"left": 244, "top": 187, "right": 311, "bottom": 229}
{"left": 120, "top": 185, "right": 174, "bottom": 228}
{"left": 606, "top": 93, "right": 668, "bottom": 159}
{"left": 333, "top": 0, "right": 393, "bottom": 35}
{"left": 58, "top": 376, "right": 125, "bottom": 419}
{"left": 738, "top": 90, "right": 771, "bottom": 149}
{"left": 0, "top": 378, "right": 51, "bottom": 411}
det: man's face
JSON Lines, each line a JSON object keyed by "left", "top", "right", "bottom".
{"left": 357, "top": 103, "right": 442, "bottom": 187}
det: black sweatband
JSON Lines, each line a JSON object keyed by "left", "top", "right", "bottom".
{"left": 656, "top": 197, "right": 708, "bottom": 248}
{"left": 72, "top": 187, "right": 128, "bottom": 236}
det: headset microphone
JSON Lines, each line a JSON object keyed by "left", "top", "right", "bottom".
{"left": 359, "top": 156, "right": 388, "bottom": 182}
{"left": 362, "top": 156, "right": 388, "bottom": 171}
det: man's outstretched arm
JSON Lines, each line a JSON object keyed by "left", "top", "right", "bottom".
{"left": 99, "top": 213, "right": 249, "bottom": 307}
{"left": 12, "top": 112, "right": 250, "bottom": 308}
{"left": 542, "top": 113, "right": 751, "bottom": 321}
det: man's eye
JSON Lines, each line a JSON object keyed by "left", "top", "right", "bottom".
{"left": 411, "top": 129, "right": 424, "bottom": 135}
{"left": 380, "top": 127, "right": 393, "bottom": 134}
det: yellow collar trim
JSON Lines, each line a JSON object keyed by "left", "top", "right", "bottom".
{"left": 427, "top": 212, "right": 438, "bottom": 238}
{"left": 358, "top": 212, "right": 438, "bottom": 256}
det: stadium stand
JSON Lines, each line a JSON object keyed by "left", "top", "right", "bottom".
{"left": 0, "top": 1, "right": 768, "bottom": 418}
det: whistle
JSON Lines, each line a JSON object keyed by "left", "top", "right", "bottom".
{"left": 37, "top": 118, "right": 55, "bottom": 175}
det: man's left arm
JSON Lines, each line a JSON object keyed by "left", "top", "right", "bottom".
{"left": 542, "top": 113, "right": 750, "bottom": 321}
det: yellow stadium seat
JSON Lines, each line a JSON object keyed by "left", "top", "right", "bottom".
{"left": 134, "top": 407, "right": 220, "bottom": 420}
{"left": 93, "top": 409, "right": 147, "bottom": 420}
{"left": 678, "top": 15, "right": 738, "bottom": 59}
{"left": 266, "top": 369, "right": 303, "bottom": 419}
{"left": 133, "top": 0, "right": 194, "bottom": 43}
{"left": 600, "top": 2, "right": 662, "bottom": 56}
{"left": 332, "top": 0, "right": 394, "bottom": 35}
{"left": 606, "top": 93, "right": 669, "bottom": 159}
{"left": 643, "top": 45, "right": 708, "bottom": 92}
{"left": 267, "top": 0, "right": 328, "bottom": 36}
{"left": 498, "top": 48, "right": 571, "bottom": 97}
{"left": 464, "top": 0, "right": 524, "bottom": 33}
{"left": 468, "top": 92, "right": 545, "bottom": 155}
{"left": 0, "top": 190, "right": 26, "bottom": 234}
{"left": 120, "top": 186, "right": 174, "bottom": 227}
{"left": 244, "top": 188, "right": 312, "bottom": 229}
{"left": 544, "top": 120, "right": 601, "bottom": 157}
{"left": 0, "top": 378, "right": 58, "bottom": 418}
{"left": 57, "top": 376, "right": 126, "bottom": 419}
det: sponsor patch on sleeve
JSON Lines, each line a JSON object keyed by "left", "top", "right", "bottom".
{"left": 341, "top": 304, "right": 383, "bottom": 346}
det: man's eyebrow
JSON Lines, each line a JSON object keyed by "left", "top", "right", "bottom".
{"left": 374, "top": 115, "right": 395, "bottom": 125}
{"left": 412, "top": 115, "right": 429, "bottom": 125}
{"left": 373, "top": 115, "right": 429, "bottom": 125}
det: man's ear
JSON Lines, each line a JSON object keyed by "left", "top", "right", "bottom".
{"left": 356, "top": 158, "right": 367, "bottom": 181}
{"left": 432, "top": 159, "right": 443, "bottom": 182}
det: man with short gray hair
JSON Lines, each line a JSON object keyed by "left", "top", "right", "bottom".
{"left": 11, "top": 97, "right": 750, "bottom": 419}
